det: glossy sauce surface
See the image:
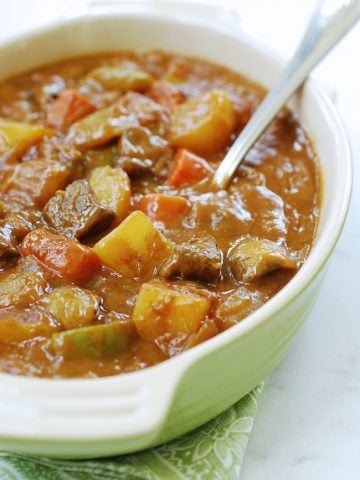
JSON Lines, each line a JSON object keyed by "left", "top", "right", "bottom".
{"left": 0, "top": 51, "right": 320, "bottom": 378}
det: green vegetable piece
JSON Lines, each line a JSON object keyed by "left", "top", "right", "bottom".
{"left": 52, "top": 320, "right": 134, "bottom": 359}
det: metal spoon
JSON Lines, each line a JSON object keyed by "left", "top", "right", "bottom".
{"left": 213, "top": 0, "right": 360, "bottom": 189}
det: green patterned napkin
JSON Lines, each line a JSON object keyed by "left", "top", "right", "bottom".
{"left": 0, "top": 384, "right": 262, "bottom": 480}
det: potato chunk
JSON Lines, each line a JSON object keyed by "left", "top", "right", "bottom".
{"left": 66, "top": 92, "right": 168, "bottom": 149}
{"left": 93, "top": 210, "right": 174, "bottom": 278}
{"left": 228, "top": 238, "right": 297, "bottom": 282}
{"left": 40, "top": 286, "right": 100, "bottom": 330}
{"left": 0, "top": 120, "right": 53, "bottom": 162}
{"left": 2, "top": 158, "right": 70, "bottom": 207}
{"left": 132, "top": 280, "right": 211, "bottom": 343}
{"left": 52, "top": 320, "right": 134, "bottom": 359}
{"left": 89, "top": 67, "right": 154, "bottom": 92}
{"left": 0, "top": 257, "right": 49, "bottom": 308}
{"left": 0, "top": 306, "right": 61, "bottom": 344}
{"left": 170, "top": 89, "right": 236, "bottom": 154}
{"left": 89, "top": 166, "right": 131, "bottom": 225}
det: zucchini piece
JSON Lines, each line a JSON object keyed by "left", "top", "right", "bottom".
{"left": 0, "top": 257, "right": 48, "bottom": 308}
{"left": 52, "top": 320, "right": 133, "bottom": 359}
{"left": 0, "top": 306, "right": 61, "bottom": 343}
{"left": 40, "top": 286, "right": 100, "bottom": 330}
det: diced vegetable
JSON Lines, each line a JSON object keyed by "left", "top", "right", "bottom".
{"left": 40, "top": 286, "right": 100, "bottom": 330}
{"left": 21, "top": 228, "right": 100, "bottom": 283}
{"left": 148, "top": 80, "right": 185, "bottom": 110}
{"left": 46, "top": 89, "right": 96, "bottom": 130}
{"left": 52, "top": 320, "right": 134, "bottom": 359}
{"left": 228, "top": 238, "right": 297, "bottom": 282}
{"left": 132, "top": 280, "right": 211, "bottom": 342}
{"left": 93, "top": 210, "right": 174, "bottom": 278}
{"left": 168, "top": 148, "right": 213, "bottom": 187}
{"left": 0, "top": 257, "right": 48, "bottom": 308}
{"left": 1, "top": 158, "right": 70, "bottom": 207}
{"left": 170, "top": 89, "right": 236, "bottom": 154}
{"left": 88, "top": 66, "right": 154, "bottom": 92}
{"left": 43, "top": 179, "right": 114, "bottom": 238}
{"left": 0, "top": 306, "right": 61, "bottom": 344}
{"left": 89, "top": 166, "right": 131, "bottom": 225}
{"left": 66, "top": 92, "right": 168, "bottom": 149}
{"left": 66, "top": 105, "right": 136, "bottom": 149}
{"left": 138, "top": 193, "right": 190, "bottom": 223}
{"left": 0, "top": 120, "right": 53, "bottom": 162}
{"left": 216, "top": 287, "right": 264, "bottom": 328}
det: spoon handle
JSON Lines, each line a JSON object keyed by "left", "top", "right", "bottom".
{"left": 213, "top": 0, "right": 360, "bottom": 189}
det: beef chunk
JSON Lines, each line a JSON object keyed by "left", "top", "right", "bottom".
{"left": 0, "top": 198, "right": 39, "bottom": 259}
{"left": 117, "top": 126, "right": 171, "bottom": 177}
{"left": 160, "top": 235, "right": 222, "bottom": 283}
{"left": 39, "top": 136, "right": 86, "bottom": 181}
{"left": 148, "top": 80, "right": 186, "bottom": 111}
{"left": 43, "top": 179, "right": 114, "bottom": 238}
{"left": 0, "top": 214, "right": 32, "bottom": 258}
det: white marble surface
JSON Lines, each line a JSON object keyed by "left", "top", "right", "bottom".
{"left": 0, "top": 1, "right": 359, "bottom": 479}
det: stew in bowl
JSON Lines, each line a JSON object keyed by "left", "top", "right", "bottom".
{"left": 0, "top": 50, "right": 320, "bottom": 378}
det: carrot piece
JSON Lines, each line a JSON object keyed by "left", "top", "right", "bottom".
{"left": 21, "top": 229, "right": 100, "bottom": 283}
{"left": 138, "top": 194, "right": 190, "bottom": 222}
{"left": 1, "top": 158, "right": 70, "bottom": 208}
{"left": 46, "top": 90, "right": 96, "bottom": 130}
{"left": 168, "top": 148, "right": 214, "bottom": 187}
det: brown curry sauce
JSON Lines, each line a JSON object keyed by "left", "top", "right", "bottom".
{"left": 0, "top": 51, "right": 320, "bottom": 378}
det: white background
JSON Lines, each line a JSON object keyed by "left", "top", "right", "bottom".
{"left": 0, "top": 1, "right": 359, "bottom": 479}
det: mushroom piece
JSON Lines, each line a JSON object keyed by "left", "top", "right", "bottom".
{"left": 228, "top": 238, "right": 297, "bottom": 282}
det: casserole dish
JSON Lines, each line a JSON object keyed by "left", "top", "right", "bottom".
{"left": 0, "top": 1, "right": 351, "bottom": 458}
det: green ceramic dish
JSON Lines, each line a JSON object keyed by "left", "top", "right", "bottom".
{"left": 0, "top": 4, "right": 351, "bottom": 459}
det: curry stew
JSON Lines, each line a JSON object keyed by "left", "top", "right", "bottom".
{"left": 0, "top": 51, "right": 319, "bottom": 378}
